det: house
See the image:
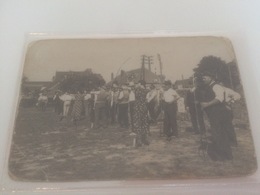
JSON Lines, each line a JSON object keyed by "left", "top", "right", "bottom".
{"left": 52, "top": 69, "right": 95, "bottom": 83}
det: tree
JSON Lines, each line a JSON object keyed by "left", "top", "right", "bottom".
{"left": 194, "top": 56, "right": 240, "bottom": 89}
{"left": 59, "top": 72, "right": 105, "bottom": 93}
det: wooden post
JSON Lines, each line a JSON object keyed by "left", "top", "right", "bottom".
{"left": 157, "top": 54, "right": 163, "bottom": 83}
{"left": 141, "top": 55, "right": 146, "bottom": 81}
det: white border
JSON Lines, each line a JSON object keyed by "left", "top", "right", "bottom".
{"left": 1, "top": 0, "right": 260, "bottom": 194}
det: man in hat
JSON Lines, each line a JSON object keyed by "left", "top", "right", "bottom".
{"left": 162, "top": 80, "right": 180, "bottom": 140}
{"left": 200, "top": 71, "right": 233, "bottom": 161}
{"left": 118, "top": 84, "right": 130, "bottom": 128}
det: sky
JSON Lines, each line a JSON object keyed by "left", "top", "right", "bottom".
{"left": 23, "top": 37, "right": 236, "bottom": 83}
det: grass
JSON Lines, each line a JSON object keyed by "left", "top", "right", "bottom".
{"left": 8, "top": 105, "right": 257, "bottom": 182}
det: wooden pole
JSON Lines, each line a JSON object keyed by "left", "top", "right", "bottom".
{"left": 141, "top": 55, "right": 146, "bottom": 81}
{"left": 157, "top": 54, "right": 163, "bottom": 83}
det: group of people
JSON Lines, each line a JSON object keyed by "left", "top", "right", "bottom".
{"left": 47, "top": 80, "right": 181, "bottom": 146}
{"left": 38, "top": 74, "right": 241, "bottom": 161}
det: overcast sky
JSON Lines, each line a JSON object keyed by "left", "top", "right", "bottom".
{"left": 23, "top": 37, "right": 236, "bottom": 83}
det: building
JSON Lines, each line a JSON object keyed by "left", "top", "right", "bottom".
{"left": 22, "top": 81, "right": 52, "bottom": 92}
{"left": 111, "top": 68, "right": 164, "bottom": 85}
{"left": 174, "top": 77, "right": 193, "bottom": 89}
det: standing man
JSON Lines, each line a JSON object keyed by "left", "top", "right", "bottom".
{"left": 162, "top": 80, "right": 180, "bottom": 140}
{"left": 83, "top": 90, "right": 91, "bottom": 123}
{"left": 185, "top": 77, "right": 206, "bottom": 134}
{"left": 146, "top": 84, "right": 157, "bottom": 123}
{"left": 94, "top": 86, "right": 109, "bottom": 129}
{"left": 154, "top": 84, "right": 164, "bottom": 121}
{"left": 200, "top": 71, "right": 233, "bottom": 161}
{"left": 118, "top": 84, "right": 130, "bottom": 129}
{"left": 53, "top": 90, "right": 63, "bottom": 116}
{"left": 88, "top": 88, "right": 97, "bottom": 129}
{"left": 128, "top": 82, "right": 136, "bottom": 131}
{"left": 108, "top": 83, "right": 119, "bottom": 125}
{"left": 60, "top": 91, "right": 74, "bottom": 120}
{"left": 37, "top": 92, "right": 48, "bottom": 111}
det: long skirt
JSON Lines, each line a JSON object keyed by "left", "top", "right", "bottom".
{"left": 71, "top": 100, "right": 83, "bottom": 121}
{"left": 133, "top": 102, "right": 149, "bottom": 145}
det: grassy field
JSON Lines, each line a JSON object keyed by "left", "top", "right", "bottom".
{"left": 8, "top": 105, "right": 257, "bottom": 182}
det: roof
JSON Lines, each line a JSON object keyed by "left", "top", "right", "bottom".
{"left": 174, "top": 77, "right": 193, "bottom": 88}
{"left": 53, "top": 69, "right": 93, "bottom": 82}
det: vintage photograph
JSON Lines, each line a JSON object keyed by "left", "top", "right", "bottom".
{"left": 8, "top": 37, "right": 257, "bottom": 182}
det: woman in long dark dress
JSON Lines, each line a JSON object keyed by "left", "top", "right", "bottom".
{"left": 133, "top": 80, "right": 150, "bottom": 146}
{"left": 71, "top": 91, "right": 84, "bottom": 124}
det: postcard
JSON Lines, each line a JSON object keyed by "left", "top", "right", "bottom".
{"left": 8, "top": 37, "right": 257, "bottom": 182}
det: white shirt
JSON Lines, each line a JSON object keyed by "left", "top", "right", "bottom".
{"left": 223, "top": 86, "right": 241, "bottom": 103}
{"left": 90, "top": 91, "right": 100, "bottom": 103}
{"left": 212, "top": 84, "right": 225, "bottom": 102}
{"left": 129, "top": 90, "right": 135, "bottom": 102}
{"left": 60, "top": 94, "right": 73, "bottom": 102}
{"left": 118, "top": 91, "right": 124, "bottom": 100}
{"left": 163, "top": 88, "right": 180, "bottom": 103}
{"left": 118, "top": 89, "right": 129, "bottom": 104}
{"left": 84, "top": 94, "right": 91, "bottom": 101}
{"left": 38, "top": 95, "right": 48, "bottom": 102}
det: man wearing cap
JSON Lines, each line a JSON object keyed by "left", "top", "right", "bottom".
{"left": 200, "top": 71, "right": 233, "bottom": 161}
{"left": 162, "top": 80, "right": 180, "bottom": 140}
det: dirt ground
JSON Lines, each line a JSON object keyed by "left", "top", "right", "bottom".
{"left": 8, "top": 106, "right": 257, "bottom": 182}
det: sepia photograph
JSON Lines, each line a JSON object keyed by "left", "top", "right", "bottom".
{"left": 8, "top": 37, "right": 257, "bottom": 182}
